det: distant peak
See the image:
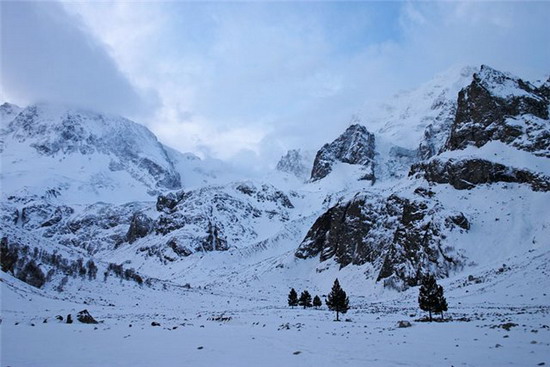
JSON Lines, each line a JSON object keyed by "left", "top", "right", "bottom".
{"left": 344, "top": 123, "right": 370, "bottom": 136}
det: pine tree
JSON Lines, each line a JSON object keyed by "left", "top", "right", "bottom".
{"left": 418, "top": 274, "right": 448, "bottom": 321}
{"left": 288, "top": 288, "right": 298, "bottom": 308}
{"left": 326, "top": 278, "right": 349, "bottom": 321}
{"left": 313, "top": 295, "right": 322, "bottom": 308}
{"left": 436, "top": 286, "right": 448, "bottom": 320}
{"left": 298, "top": 290, "right": 312, "bottom": 309}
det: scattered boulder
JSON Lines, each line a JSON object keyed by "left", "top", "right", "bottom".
{"left": 77, "top": 309, "right": 99, "bottom": 324}
{"left": 397, "top": 320, "right": 412, "bottom": 328}
{"left": 66, "top": 314, "right": 73, "bottom": 324}
{"left": 151, "top": 321, "right": 161, "bottom": 327}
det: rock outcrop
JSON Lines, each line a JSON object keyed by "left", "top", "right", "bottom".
{"left": 410, "top": 158, "right": 550, "bottom": 192}
{"left": 310, "top": 124, "right": 376, "bottom": 182}
{"left": 126, "top": 213, "right": 153, "bottom": 243}
{"left": 77, "top": 310, "right": 99, "bottom": 324}
{"left": 295, "top": 193, "right": 467, "bottom": 290}
{"left": 445, "top": 65, "right": 549, "bottom": 157}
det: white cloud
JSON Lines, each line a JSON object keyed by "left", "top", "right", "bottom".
{"left": 5, "top": 1, "right": 549, "bottom": 169}
{"left": 0, "top": 1, "right": 152, "bottom": 117}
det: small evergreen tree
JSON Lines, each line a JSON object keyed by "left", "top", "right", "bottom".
{"left": 313, "top": 295, "right": 322, "bottom": 308}
{"left": 288, "top": 288, "right": 298, "bottom": 308}
{"left": 326, "top": 279, "right": 349, "bottom": 321}
{"left": 299, "top": 290, "right": 312, "bottom": 309}
{"left": 436, "top": 288, "right": 448, "bottom": 320}
{"left": 418, "top": 274, "right": 448, "bottom": 321}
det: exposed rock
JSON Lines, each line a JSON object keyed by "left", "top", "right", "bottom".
{"left": 77, "top": 309, "right": 99, "bottom": 324}
{"left": 397, "top": 320, "right": 412, "bottom": 328}
{"left": 410, "top": 158, "right": 550, "bottom": 192}
{"left": 166, "top": 238, "right": 193, "bottom": 257}
{"left": 156, "top": 192, "right": 184, "bottom": 213}
{"left": 445, "top": 65, "right": 549, "bottom": 157}
{"left": 66, "top": 314, "right": 73, "bottom": 324}
{"left": 295, "top": 194, "right": 467, "bottom": 289}
{"left": 126, "top": 212, "right": 153, "bottom": 243}
{"left": 446, "top": 213, "right": 470, "bottom": 230}
{"left": 310, "top": 124, "right": 376, "bottom": 182}
{"left": 536, "top": 77, "right": 550, "bottom": 99}
{"left": 40, "top": 206, "right": 74, "bottom": 228}
{"left": 201, "top": 221, "right": 229, "bottom": 252}
{"left": 236, "top": 183, "right": 294, "bottom": 209}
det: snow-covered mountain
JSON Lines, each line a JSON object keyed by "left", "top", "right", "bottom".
{"left": 364, "top": 65, "right": 478, "bottom": 157}
{"left": 2, "top": 64, "right": 549, "bottom": 300}
{"left": 0, "top": 103, "right": 181, "bottom": 203}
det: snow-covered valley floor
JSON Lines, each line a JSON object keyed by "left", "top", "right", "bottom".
{"left": 2, "top": 248, "right": 549, "bottom": 367}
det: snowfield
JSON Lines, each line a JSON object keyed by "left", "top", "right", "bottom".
{"left": 2, "top": 246, "right": 549, "bottom": 367}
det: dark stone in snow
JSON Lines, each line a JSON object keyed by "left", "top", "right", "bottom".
{"left": 77, "top": 309, "right": 99, "bottom": 324}
{"left": 397, "top": 320, "right": 412, "bottom": 328}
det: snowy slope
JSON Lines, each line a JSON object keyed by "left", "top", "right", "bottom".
{"left": 364, "top": 65, "right": 477, "bottom": 156}
{"left": 1, "top": 103, "right": 181, "bottom": 203}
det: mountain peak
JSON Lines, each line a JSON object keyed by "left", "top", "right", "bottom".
{"left": 1, "top": 102, "right": 181, "bottom": 202}
{"left": 276, "top": 149, "right": 313, "bottom": 181}
{"left": 310, "top": 123, "right": 375, "bottom": 182}
{"left": 475, "top": 64, "right": 539, "bottom": 100}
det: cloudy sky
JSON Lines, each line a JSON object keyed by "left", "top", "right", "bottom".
{"left": 2, "top": 1, "right": 549, "bottom": 168}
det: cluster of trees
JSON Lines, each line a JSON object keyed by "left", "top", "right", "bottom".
{"left": 1, "top": 237, "right": 99, "bottom": 288}
{"left": 1, "top": 237, "right": 145, "bottom": 289}
{"left": 286, "top": 276, "right": 448, "bottom": 323}
{"left": 288, "top": 279, "right": 350, "bottom": 321}
{"left": 104, "top": 263, "right": 144, "bottom": 285}
{"left": 418, "top": 274, "right": 448, "bottom": 321}
{"left": 288, "top": 289, "right": 322, "bottom": 309}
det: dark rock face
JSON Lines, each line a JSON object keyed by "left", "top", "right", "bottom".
{"left": 310, "top": 124, "right": 376, "bottom": 182}
{"left": 166, "top": 238, "right": 193, "bottom": 257}
{"left": 536, "top": 77, "right": 550, "bottom": 100}
{"left": 201, "top": 221, "right": 229, "bottom": 252}
{"left": 410, "top": 158, "right": 550, "bottom": 192}
{"left": 156, "top": 192, "right": 184, "bottom": 213}
{"left": 445, "top": 65, "right": 549, "bottom": 157}
{"left": 295, "top": 194, "right": 467, "bottom": 290}
{"left": 126, "top": 213, "right": 153, "bottom": 243}
{"left": 77, "top": 310, "right": 99, "bottom": 324}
